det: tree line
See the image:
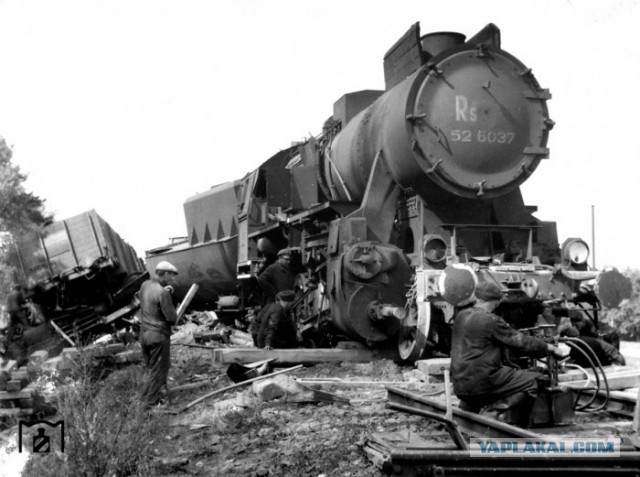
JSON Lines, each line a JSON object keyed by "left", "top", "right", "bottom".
{"left": 0, "top": 135, "right": 51, "bottom": 302}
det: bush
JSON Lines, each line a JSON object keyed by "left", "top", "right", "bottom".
{"left": 602, "top": 268, "right": 640, "bottom": 341}
{"left": 23, "top": 356, "right": 162, "bottom": 476}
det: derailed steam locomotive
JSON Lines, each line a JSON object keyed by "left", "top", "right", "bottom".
{"left": 147, "top": 23, "right": 630, "bottom": 361}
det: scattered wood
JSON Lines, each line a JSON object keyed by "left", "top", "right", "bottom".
{"left": 7, "top": 379, "right": 28, "bottom": 392}
{"left": 295, "top": 383, "right": 350, "bottom": 405}
{"left": 295, "top": 378, "right": 444, "bottom": 392}
{"left": 173, "top": 343, "right": 218, "bottom": 350}
{"left": 0, "top": 387, "right": 37, "bottom": 400}
{"left": 415, "top": 358, "right": 451, "bottom": 376}
{"left": 213, "top": 348, "right": 399, "bottom": 365}
{"left": 49, "top": 319, "right": 76, "bottom": 347}
{"left": 11, "top": 369, "right": 29, "bottom": 382}
{"left": 29, "top": 350, "right": 49, "bottom": 365}
{"left": 1, "top": 360, "right": 17, "bottom": 373}
{"left": 0, "top": 408, "right": 34, "bottom": 417}
{"left": 193, "top": 330, "right": 226, "bottom": 344}
{"left": 179, "top": 364, "right": 303, "bottom": 413}
{"left": 562, "top": 368, "right": 640, "bottom": 391}
{"left": 228, "top": 335, "right": 254, "bottom": 347}
{"left": 103, "top": 302, "right": 140, "bottom": 325}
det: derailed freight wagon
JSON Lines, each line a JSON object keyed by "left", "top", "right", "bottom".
{"left": 12, "top": 209, "right": 146, "bottom": 340}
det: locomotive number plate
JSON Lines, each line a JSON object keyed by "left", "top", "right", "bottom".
{"left": 450, "top": 129, "right": 515, "bottom": 144}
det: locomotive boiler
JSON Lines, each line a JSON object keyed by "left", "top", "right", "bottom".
{"left": 146, "top": 23, "right": 630, "bottom": 361}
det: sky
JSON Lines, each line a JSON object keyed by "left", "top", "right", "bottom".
{"left": 0, "top": 0, "right": 639, "bottom": 270}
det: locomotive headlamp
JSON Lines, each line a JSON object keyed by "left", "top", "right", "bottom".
{"left": 561, "top": 238, "right": 590, "bottom": 265}
{"left": 521, "top": 278, "right": 539, "bottom": 299}
{"left": 423, "top": 234, "right": 447, "bottom": 264}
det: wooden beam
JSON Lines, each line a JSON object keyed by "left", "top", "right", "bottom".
{"left": 213, "top": 348, "right": 399, "bottom": 365}
{"left": 557, "top": 365, "right": 630, "bottom": 383}
{"left": 295, "top": 378, "right": 444, "bottom": 391}
{"left": 562, "top": 370, "right": 640, "bottom": 391}
{"left": 49, "top": 320, "right": 76, "bottom": 347}
{"left": 103, "top": 302, "right": 139, "bottom": 325}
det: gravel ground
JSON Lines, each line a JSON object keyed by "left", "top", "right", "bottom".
{"left": 156, "top": 346, "right": 445, "bottom": 477}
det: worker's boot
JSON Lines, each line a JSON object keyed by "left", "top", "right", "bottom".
{"left": 504, "top": 392, "right": 533, "bottom": 427}
{"left": 504, "top": 391, "right": 528, "bottom": 409}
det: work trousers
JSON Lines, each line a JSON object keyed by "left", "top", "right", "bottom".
{"left": 140, "top": 329, "right": 170, "bottom": 406}
{"left": 7, "top": 310, "right": 28, "bottom": 342}
{"left": 457, "top": 370, "right": 542, "bottom": 412}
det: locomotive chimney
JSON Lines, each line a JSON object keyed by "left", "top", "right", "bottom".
{"left": 420, "top": 32, "right": 466, "bottom": 58}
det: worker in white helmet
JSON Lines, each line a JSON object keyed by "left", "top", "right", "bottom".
{"left": 138, "top": 261, "right": 178, "bottom": 407}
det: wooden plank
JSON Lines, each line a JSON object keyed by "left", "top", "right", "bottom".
{"left": 213, "top": 348, "right": 399, "bottom": 365}
{"left": 6, "top": 379, "right": 28, "bottom": 393}
{"left": 563, "top": 370, "right": 640, "bottom": 391}
{"left": 416, "top": 358, "right": 451, "bottom": 376}
{"left": 295, "top": 378, "right": 443, "bottom": 390}
{"left": 0, "top": 408, "right": 33, "bottom": 417}
{"left": 1, "top": 360, "right": 17, "bottom": 373}
{"left": 0, "top": 388, "right": 36, "bottom": 400}
{"left": 50, "top": 319, "right": 76, "bottom": 346}
{"left": 104, "top": 302, "right": 139, "bottom": 325}
{"left": 557, "top": 365, "right": 632, "bottom": 383}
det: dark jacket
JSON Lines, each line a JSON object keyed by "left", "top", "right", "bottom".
{"left": 451, "top": 306, "right": 548, "bottom": 397}
{"left": 7, "top": 290, "right": 26, "bottom": 313}
{"left": 257, "top": 262, "right": 295, "bottom": 303}
{"left": 139, "top": 278, "right": 177, "bottom": 336}
{"left": 257, "top": 302, "right": 297, "bottom": 349}
{"left": 569, "top": 335, "right": 626, "bottom": 366}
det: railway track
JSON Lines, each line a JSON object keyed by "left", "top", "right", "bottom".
{"left": 381, "top": 386, "right": 640, "bottom": 476}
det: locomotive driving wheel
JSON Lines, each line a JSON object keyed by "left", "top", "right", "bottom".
{"left": 292, "top": 273, "right": 329, "bottom": 346}
{"left": 398, "top": 279, "right": 431, "bottom": 362}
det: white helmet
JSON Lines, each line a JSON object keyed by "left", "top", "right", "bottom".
{"left": 155, "top": 261, "right": 178, "bottom": 274}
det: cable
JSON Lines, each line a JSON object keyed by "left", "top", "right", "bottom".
{"left": 560, "top": 339, "right": 600, "bottom": 411}
{"left": 562, "top": 337, "right": 610, "bottom": 412}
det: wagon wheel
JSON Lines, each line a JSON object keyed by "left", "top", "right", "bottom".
{"left": 398, "top": 292, "right": 431, "bottom": 363}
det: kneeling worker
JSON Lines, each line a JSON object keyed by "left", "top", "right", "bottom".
{"left": 139, "top": 261, "right": 178, "bottom": 407}
{"left": 257, "top": 290, "right": 298, "bottom": 350}
{"left": 451, "top": 281, "right": 565, "bottom": 421}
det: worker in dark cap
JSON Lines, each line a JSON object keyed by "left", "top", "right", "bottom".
{"left": 138, "top": 261, "right": 179, "bottom": 407}
{"left": 257, "top": 289, "right": 298, "bottom": 350}
{"left": 451, "top": 281, "right": 565, "bottom": 424}
{"left": 257, "top": 248, "right": 296, "bottom": 306}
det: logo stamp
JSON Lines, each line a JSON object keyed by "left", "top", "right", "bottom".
{"left": 18, "top": 420, "right": 65, "bottom": 453}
